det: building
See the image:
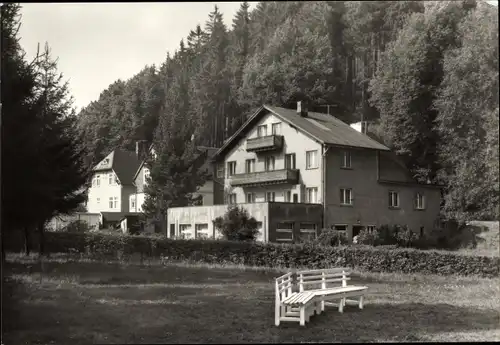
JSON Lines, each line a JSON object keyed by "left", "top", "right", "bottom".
{"left": 167, "top": 102, "right": 442, "bottom": 243}
{"left": 86, "top": 148, "right": 142, "bottom": 222}
{"left": 129, "top": 144, "right": 219, "bottom": 213}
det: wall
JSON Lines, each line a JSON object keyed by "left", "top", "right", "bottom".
{"left": 167, "top": 203, "right": 269, "bottom": 241}
{"left": 193, "top": 180, "right": 215, "bottom": 206}
{"left": 47, "top": 213, "right": 101, "bottom": 231}
{"left": 223, "top": 110, "right": 323, "bottom": 203}
{"left": 134, "top": 165, "right": 146, "bottom": 193}
{"left": 120, "top": 185, "right": 136, "bottom": 213}
{"left": 324, "top": 148, "right": 441, "bottom": 241}
{"left": 268, "top": 203, "right": 323, "bottom": 243}
{"left": 130, "top": 192, "right": 146, "bottom": 213}
{"left": 87, "top": 170, "right": 123, "bottom": 213}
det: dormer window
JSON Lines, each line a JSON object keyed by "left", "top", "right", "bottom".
{"left": 144, "top": 168, "right": 150, "bottom": 185}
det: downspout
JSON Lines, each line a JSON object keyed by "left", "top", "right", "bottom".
{"left": 322, "top": 144, "right": 330, "bottom": 231}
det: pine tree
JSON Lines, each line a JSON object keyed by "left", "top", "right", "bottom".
{"left": 142, "top": 61, "right": 208, "bottom": 228}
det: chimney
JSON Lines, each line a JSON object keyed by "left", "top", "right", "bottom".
{"left": 135, "top": 140, "right": 148, "bottom": 160}
{"left": 297, "top": 101, "right": 308, "bottom": 117}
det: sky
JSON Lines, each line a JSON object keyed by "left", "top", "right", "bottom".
{"left": 19, "top": 2, "right": 256, "bottom": 112}
{"left": 18, "top": 1, "right": 498, "bottom": 112}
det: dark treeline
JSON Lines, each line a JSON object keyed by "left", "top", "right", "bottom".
{"left": 2, "top": 4, "right": 90, "bottom": 256}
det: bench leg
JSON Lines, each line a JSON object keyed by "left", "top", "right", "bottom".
{"left": 359, "top": 296, "right": 364, "bottom": 310}
{"left": 321, "top": 297, "right": 325, "bottom": 312}
{"left": 315, "top": 300, "right": 322, "bottom": 315}
{"left": 300, "top": 306, "right": 306, "bottom": 326}
{"left": 338, "top": 298, "right": 344, "bottom": 313}
{"left": 275, "top": 303, "right": 280, "bottom": 326}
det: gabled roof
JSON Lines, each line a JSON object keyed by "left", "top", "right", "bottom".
{"left": 132, "top": 144, "right": 155, "bottom": 181}
{"left": 93, "top": 148, "right": 141, "bottom": 185}
{"left": 213, "top": 104, "right": 390, "bottom": 160}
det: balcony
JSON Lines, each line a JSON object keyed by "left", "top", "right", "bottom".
{"left": 246, "top": 135, "right": 284, "bottom": 153}
{"left": 230, "top": 169, "right": 299, "bottom": 187}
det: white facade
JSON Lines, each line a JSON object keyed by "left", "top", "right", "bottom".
{"left": 220, "top": 112, "right": 323, "bottom": 204}
{"left": 129, "top": 192, "right": 146, "bottom": 213}
{"left": 87, "top": 170, "right": 126, "bottom": 213}
{"left": 167, "top": 203, "right": 268, "bottom": 241}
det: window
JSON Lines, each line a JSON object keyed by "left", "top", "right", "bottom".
{"left": 293, "top": 193, "right": 299, "bottom": 203}
{"left": 144, "top": 168, "right": 150, "bottom": 184}
{"left": 131, "top": 196, "right": 136, "bottom": 210}
{"left": 415, "top": 193, "right": 425, "bottom": 210}
{"left": 96, "top": 174, "right": 101, "bottom": 187}
{"left": 179, "top": 224, "right": 192, "bottom": 239}
{"left": 334, "top": 224, "right": 347, "bottom": 234}
{"left": 306, "top": 187, "right": 318, "bottom": 203}
{"left": 245, "top": 159, "right": 255, "bottom": 173}
{"left": 272, "top": 122, "right": 282, "bottom": 135}
{"left": 227, "top": 161, "right": 237, "bottom": 176}
{"left": 284, "top": 190, "right": 292, "bottom": 202}
{"left": 108, "top": 197, "right": 118, "bottom": 209}
{"left": 246, "top": 193, "right": 256, "bottom": 203}
{"left": 169, "top": 224, "right": 176, "bottom": 238}
{"left": 420, "top": 226, "right": 425, "bottom": 238}
{"left": 97, "top": 197, "right": 100, "bottom": 204}
{"left": 389, "top": 191, "right": 400, "bottom": 208}
{"left": 340, "top": 188, "right": 353, "bottom": 205}
{"left": 342, "top": 151, "right": 352, "bottom": 168}
{"left": 306, "top": 150, "right": 318, "bottom": 169}
{"left": 227, "top": 193, "right": 237, "bottom": 205}
{"left": 366, "top": 225, "right": 376, "bottom": 233}
{"left": 108, "top": 172, "right": 114, "bottom": 185}
{"left": 195, "top": 223, "right": 209, "bottom": 239}
{"left": 265, "top": 156, "right": 275, "bottom": 171}
{"left": 285, "top": 153, "right": 296, "bottom": 169}
{"left": 257, "top": 124, "right": 268, "bottom": 137}
{"left": 299, "top": 223, "right": 317, "bottom": 241}
{"left": 265, "top": 192, "right": 275, "bottom": 202}
{"left": 217, "top": 164, "right": 225, "bottom": 178}
{"left": 276, "top": 222, "right": 294, "bottom": 242}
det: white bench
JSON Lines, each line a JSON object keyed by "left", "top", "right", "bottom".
{"left": 297, "top": 268, "right": 368, "bottom": 314}
{"left": 274, "top": 272, "right": 319, "bottom": 326}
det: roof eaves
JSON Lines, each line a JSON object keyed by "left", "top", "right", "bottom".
{"left": 212, "top": 105, "right": 266, "bottom": 161}
{"left": 263, "top": 105, "right": 326, "bottom": 145}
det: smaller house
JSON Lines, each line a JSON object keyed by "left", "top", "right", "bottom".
{"left": 86, "top": 146, "right": 143, "bottom": 224}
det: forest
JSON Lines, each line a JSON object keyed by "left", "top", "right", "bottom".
{"left": 76, "top": 0, "right": 498, "bottom": 223}
{"left": 2, "top": 1, "right": 498, "bottom": 246}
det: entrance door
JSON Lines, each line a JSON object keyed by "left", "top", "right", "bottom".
{"left": 352, "top": 225, "right": 364, "bottom": 242}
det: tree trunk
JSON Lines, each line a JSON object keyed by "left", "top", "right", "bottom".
{"left": 24, "top": 226, "right": 31, "bottom": 256}
{"left": 38, "top": 222, "right": 45, "bottom": 256}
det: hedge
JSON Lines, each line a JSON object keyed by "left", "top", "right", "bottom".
{"left": 4, "top": 231, "right": 499, "bottom": 278}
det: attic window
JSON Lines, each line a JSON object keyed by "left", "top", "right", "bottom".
{"left": 104, "top": 159, "right": 109, "bottom": 164}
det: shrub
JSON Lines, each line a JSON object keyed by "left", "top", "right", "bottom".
{"left": 63, "top": 220, "right": 91, "bottom": 233}
{"left": 394, "top": 225, "right": 419, "bottom": 248}
{"left": 4, "top": 232, "right": 499, "bottom": 277}
{"left": 313, "top": 230, "right": 349, "bottom": 246}
{"left": 214, "top": 205, "right": 259, "bottom": 241}
{"left": 357, "top": 229, "right": 378, "bottom": 246}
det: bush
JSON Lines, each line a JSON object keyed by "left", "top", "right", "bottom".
{"left": 394, "top": 225, "right": 419, "bottom": 248}
{"left": 357, "top": 229, "right": 378, "bottom": 246}
{"left": 214, "top": 205, "right": 259, "bottom": 241}
{"left": 63, "top": 220, "right": 91, "bottom": 233}
{"left": 4, "top": 232, "right": 499, "bottom": 277}
{"left": 313, "top": 230, "right": 349, "bottom": 246}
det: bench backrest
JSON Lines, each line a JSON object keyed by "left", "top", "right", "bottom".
{"left": 296, "top": 268, "right": 351, "bottom": 292}
{"left": 275, "top": 272, "right": 294, "bottom": 302}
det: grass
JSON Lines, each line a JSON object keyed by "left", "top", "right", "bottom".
{"left": 3, "top": 255, "right": 500, "bottom": 344}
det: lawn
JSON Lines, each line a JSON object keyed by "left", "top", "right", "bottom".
{"left": 3, "top": 255, "right": 500, "bottom": 344}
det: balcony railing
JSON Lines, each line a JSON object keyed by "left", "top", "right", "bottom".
{"left": 246, "top": 135, "right": 284, "bottom": 153}
{"left": 230, "top": 169, "right": 299, "bottom": 187}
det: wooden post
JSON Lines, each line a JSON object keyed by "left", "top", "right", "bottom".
{"left": 275, "top": 279, "right": 280, "bottom": 326}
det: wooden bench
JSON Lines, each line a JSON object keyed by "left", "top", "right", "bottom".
{"left": 275, "top": 272, "right": 319, "bottom": 326}
{"left": 297, "top": 268, "right": 368, "bottom": 314}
